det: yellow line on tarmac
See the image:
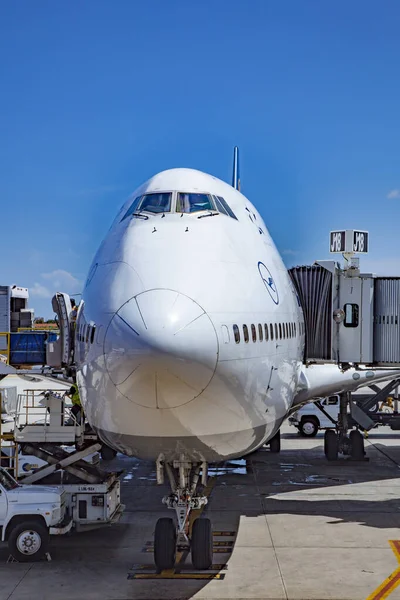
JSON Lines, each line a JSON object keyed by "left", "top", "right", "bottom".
{"left": 366, "top": 541, "right": 400, "bottom": 600}
{"left": 134, "top": 573, "right": 223, "bottom": 580}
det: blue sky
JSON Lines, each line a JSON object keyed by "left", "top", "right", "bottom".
{"left": 1, "top": 0, "right": 400, "bottom": 318}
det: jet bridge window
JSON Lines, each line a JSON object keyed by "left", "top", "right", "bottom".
{"left": 344, "top": 303, "right": 359, "bottom": 328}
{"left": 177, "top": 193, "right": 215, "bottom": 213}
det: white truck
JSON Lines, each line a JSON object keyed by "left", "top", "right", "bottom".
{"left": 288, "top": 395, "right": 339, "bottom": 436}
{"left": 0, "top": 467, "right": 72, "bottom": 561}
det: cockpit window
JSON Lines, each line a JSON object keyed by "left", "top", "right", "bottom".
{"left": 121, "top": 196, "right": 142, "bottom": 221}
{"left": 214, "top": 196, "right": 237, "bottom": 220}
{"left": 176, "top": 193, "right": 215, "bottom": 213}
{"left": 137, "top": 192, "right": 172, "bottom": 214}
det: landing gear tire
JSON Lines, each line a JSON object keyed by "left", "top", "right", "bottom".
{"left": 191, "top": 518, "right": 213, "bottom": 570}
{"left": 324, "top": 430, "right": 338, "bottom": 461}
{"left": 269, "top": 430, "right": 281, "bottom": 453}
{"left": 350, "top": 430, "right": 365, "bottom": 460}
{"left": 154, "top": 517, "right": 176, "bottom": 571}
{"left": 299, "top": 418, "right": 319, "bottom": 437}
{"left": 100, "top": 445, "right": 117, "bottom": 461}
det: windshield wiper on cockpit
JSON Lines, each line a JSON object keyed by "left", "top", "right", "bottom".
{"left": 131, "top": 212, "right": 149, "bottom": 220}
{"left": 197, "top": 211, "right": 219, "bottom": 219}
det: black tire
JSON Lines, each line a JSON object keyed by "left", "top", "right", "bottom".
{"left": 154, "top": 518, "right": 176, "bottom": 571}
{"left": 324, "top": 429, "right": 339, "bottom": 461}
{"left": 299, "top": 418, "right": 319, "bottom": 437}
{"left": 8, "top": 521, "right": 49, "bottom": 562}
{"left": 269, "top": 430, "right": 281, "bottom": 453}
{"left": 100, "top": 445, "right": 117, "bottom": 461}
{"left": 350, "top": 430, "right": 365, "bottom": 460}
{"left": 191, "top": 518, "right": 213, "bottom": 570}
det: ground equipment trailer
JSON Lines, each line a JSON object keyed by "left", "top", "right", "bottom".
{"left": 0, "top": 388, "right": 124, "bottom": 559}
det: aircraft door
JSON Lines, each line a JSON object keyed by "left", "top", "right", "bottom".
{"left": 46, "top": 293, "right": 73, "bottom": 368}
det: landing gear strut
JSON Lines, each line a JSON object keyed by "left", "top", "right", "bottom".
{"left": 269, "top": 429, "right": 281, "bottom": 453}
{"left": 154, "top": 455, "right": 212, "bottom": 571}
{"left": 324, "top": 392, "right": 365, "bottom": 461}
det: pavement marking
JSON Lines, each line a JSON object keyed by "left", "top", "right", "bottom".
{"left": 366, "top": 541, "right": 400, "bottom": 600}
{"left": 131, "top": 572, "right": 225, "bottom": 580}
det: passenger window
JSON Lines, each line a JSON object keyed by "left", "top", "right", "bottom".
{"left": 233, "top": 324, "right": 240, "bottom": 344}
{"left": 286, "top": 323, "right": 289, "bottom": 338}
{"left": 270, "top": 323, "right": 273, "bottom": 340}
{"left": 215, "top": 196, "right": 237, "bottom": 220}
{"left": 251, "top": 324, "right": 257, "bottom": 342}
{"left": 279, "top": 323, "right": 282, "bottom": 339}
{"left": 243, "top": 325, "right": 249, "bottom": 343}
{"left": 138, "top": 192, "right": 172, "bottom": 214}
{"left": 258, "top": 324, "right": 263, "bottom": 341}
{"left": 264, "top": 323, "right": 269, "bottom": 341}
{"left": 121, "top": 196, "right": 142, "bottom": 221}
{"left": 177, "top": 193, "right": 214, "bottom": 213}
{"left": 221, "top": 325, "right": 230, "bottom": 344}
{"left": 90, "top": 325, "right": 96, "bottom": 344}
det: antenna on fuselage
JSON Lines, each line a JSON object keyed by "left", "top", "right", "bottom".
{"left": 232, "top": 146, "right": 241, "bottom": 191}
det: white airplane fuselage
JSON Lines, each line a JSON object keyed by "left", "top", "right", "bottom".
{"left": 75, "top": 168, "right": 305, "bottom": 462}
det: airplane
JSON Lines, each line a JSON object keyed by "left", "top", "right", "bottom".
{"left": 50, "top": 148, "right": 400, "bottom": 572}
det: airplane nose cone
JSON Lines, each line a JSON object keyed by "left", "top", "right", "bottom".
{"left": 104, "top": 290, "right": 218, "bottom": 409}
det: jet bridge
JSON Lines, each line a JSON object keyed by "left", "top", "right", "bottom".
{"left": 289, "top": 231, "right": 400, "bottom": 367}
{"left": 289, "top": 230, "right": 400, "bottom": 457}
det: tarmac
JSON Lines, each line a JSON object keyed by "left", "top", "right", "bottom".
{"left": 2, "top": 423, "right": 400, "bottom": 600}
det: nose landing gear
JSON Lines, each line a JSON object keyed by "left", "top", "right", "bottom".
{"left": 154, "top": 456, "right": 213, "bottom": 572}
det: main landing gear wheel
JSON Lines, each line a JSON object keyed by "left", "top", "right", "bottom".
{"left": 269, "top": 430, "right": 281, "bottom": 453}
{"left": 324, "top": 430, "right": 338, "bottom": 461}
{"left": 154, "top": 517, "right": 177, "bottom": 571}
{"left": 191, "top": 518, "right": 213, "bottom": 570}
{"left": 350, "top": 430, "right": 365, "bottom": 460}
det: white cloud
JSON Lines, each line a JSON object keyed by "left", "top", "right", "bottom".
{"left": 387, "top": 189, "right": 400, "bottom": 199}
{"left": 30, "top": 282, "right": 52, "bottom": 298}
{"left": 30, "top": 270, "right": 82, "bottom": 299}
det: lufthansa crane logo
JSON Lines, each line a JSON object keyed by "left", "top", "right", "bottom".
{"left": 258, "top": 262, "right": 279, "bottom": 305}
